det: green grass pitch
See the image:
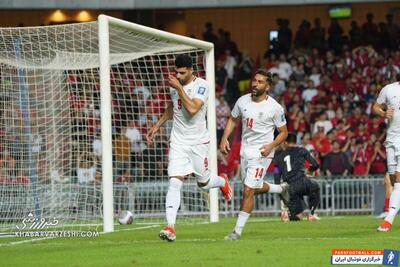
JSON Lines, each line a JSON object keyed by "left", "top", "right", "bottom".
{"left": 0, "top": 216, "right": 399, "bottom": 267}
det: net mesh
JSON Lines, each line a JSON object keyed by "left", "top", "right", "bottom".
{"left": 0, "top": 21, "right": 211, "bottom": 234}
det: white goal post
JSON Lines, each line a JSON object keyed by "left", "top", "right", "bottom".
{"left": 98, "top": 15, "right": 219, "bottom": 232}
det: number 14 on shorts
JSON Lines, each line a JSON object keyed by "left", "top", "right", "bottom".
{"left": 254, "top": 167, "right": 264, "bottom": 179}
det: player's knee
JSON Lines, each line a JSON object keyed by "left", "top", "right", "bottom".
{"left": 196, "top": 171, "right": 211, "bottom": 189}
{"left": 197, "top": 181, "right": 207, "bottom": 188}
{"left": 243, "top": 186, "right": 255, "bottom": 198}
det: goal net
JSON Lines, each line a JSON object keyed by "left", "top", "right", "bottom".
{"left": 0, "top": 15, "right": 218, "bottom": 234}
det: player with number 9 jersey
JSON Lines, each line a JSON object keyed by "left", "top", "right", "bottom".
{"left": 146, "top": 54, "right": 232, "bottom": 242}
{"left": 169, "top": 77, "right": 210, "bottom": 146}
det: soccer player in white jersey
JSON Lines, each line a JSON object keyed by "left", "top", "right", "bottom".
{"left": 220, "top": 69, "right": 289, "bottom": 240}
{"left": 146, "top": 54, "right": 232, "bottom": 242}
{"left": 373, "top": 78, "right": 400, "bottom": 232}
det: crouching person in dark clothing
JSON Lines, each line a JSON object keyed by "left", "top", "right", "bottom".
{"left": 273, "top": 133, "right": 321, "bottom": 221}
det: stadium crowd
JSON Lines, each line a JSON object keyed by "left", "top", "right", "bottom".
{"left": 212, "top": 13, "right": 400, "bottom": 179}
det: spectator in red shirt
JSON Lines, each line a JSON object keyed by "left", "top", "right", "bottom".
{"left": 347, "top": 107, "right": 368, "bottom": 129}
{"left": 368, "top": 115, "right": 385, "bottom": 136}
{"left": 311, "top": 127, "right": 332, "bottom": 157}
{"left": 301, "top": 132, "right": 315, "bottom": 151}
{"left": 354, "top": 123, "right": 370, "bottom": 143}
{"left": 334, "top": 121, "right": 347, "bottom": 146}
{"left": 293, "top": 111, "right": 308, "bottom": 133}
{"left": 369, "top": 140, "right": 386, "bottom": 174}
{"left": 352, "top": 140, "right": 371, "bottom": 176}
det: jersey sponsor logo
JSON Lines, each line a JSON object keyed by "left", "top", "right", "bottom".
{"left": 197, "top": 87, "right": 206, "bottom": 95}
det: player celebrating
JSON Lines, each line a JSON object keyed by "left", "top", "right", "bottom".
{"left": 146, "top": 54, "right": 232, "bottom": 242}
{"left": 220, "top": 69, "right": 289, "bottom": 240}
{"left": 373, "top": 78, "right": 400, "bottom": 232}
{"left": 273, "top": 133, "right": 321, "bottom": 221}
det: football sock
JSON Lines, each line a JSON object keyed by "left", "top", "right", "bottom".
{"left": 234, "top": 211, "right": 250, "bottom": 235}
{"left": 309, "top": 184, "right": 320, "bottom": 214}
{"left": 165, "top": 178, "right": 183, "bottom": 227}
{"left": 384, "top": 198, "right": 390, "bottom": 212}
{"left": 201, "top": 173, "right": 225, "bottom": 189}
{"left": 385, "top": 183, "right": 400, "bottom": 224}
{"left": 266, "top": 182, "right": 283, "bottom": 193}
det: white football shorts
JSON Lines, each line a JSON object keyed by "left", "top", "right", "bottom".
{"left": 386, "top": 142, "right": 400, "bottom": 174}
{"left": 240, "top": 146, "right": 273, "bottom": 189}
{"left": 168, "top": 142, "right": 210, "bottom": 183}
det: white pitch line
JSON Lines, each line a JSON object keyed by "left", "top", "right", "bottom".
{"left": 0, "top": 224, "right": 160, "bottom": 246}
{"left": 111, "top": 225, "right": 160, "bottom": 233}
{"left": 0, "top": 236, "right": 58, "bottom": 247}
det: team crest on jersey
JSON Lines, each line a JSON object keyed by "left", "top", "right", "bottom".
{"left": 197, "top": 87, "right": 206, "bottom": 95}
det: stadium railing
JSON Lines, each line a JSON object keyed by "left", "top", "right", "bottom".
{"left": 0, "top": 175, "right": 385, "bottom": 223}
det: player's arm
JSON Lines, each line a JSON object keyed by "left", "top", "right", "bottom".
{"left": 372, "top": 102, "right": 393, "bottom": 119}
{"left": 169, "top": 75, "right": 203, "bottom": 116}
{"left": 220, "top": 115, "right": 239, "bottom": 154}
{"left": 146, "top": 103, "right": 173, "bottom": 144}
{"left": 304, "top": 149, "right": 320, "bottom": 171}
{"left": 261, "top": 106, "right": 288, "bottom": 157}
{"left": 373, "top": 86, "right": 393, "bottom": 119}
{"left": 260, "top": 125, "right": 288, "bottom": 157}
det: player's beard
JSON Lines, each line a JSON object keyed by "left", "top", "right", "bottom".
{"left": 251, "top": 87, "right": 266, "bottom": 97}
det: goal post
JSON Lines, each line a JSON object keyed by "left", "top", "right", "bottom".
{"left": 98, "top": 15, "right": 219, "bottom": 232}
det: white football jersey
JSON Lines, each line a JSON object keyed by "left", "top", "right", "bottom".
{"left": 170, "top": 77, "right": 210, "bottom": 145}
{"left": 231, "top": 94, "right": 286, "bottom": 158}
{"left": 377, "top": 81, "right": 400, "bottom": 144}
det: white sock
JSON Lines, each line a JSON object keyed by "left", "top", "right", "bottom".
{"left": 201, "top": 173, "right": 225, "bottom": 190}
{"left": 266, "top": 182, "right": 283, "bottom": 193}
{"left": 385, "top": 183, "right": 400, "bottom": 224}
{"left": 165, "top": 178, "right": 183, "bottom": 227}
{"left": 234, "top": 211, "right": 250, "bottom": 235}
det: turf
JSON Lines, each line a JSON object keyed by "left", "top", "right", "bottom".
{"left": 0, "top": 216, "right": 399, "bottom": 267}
